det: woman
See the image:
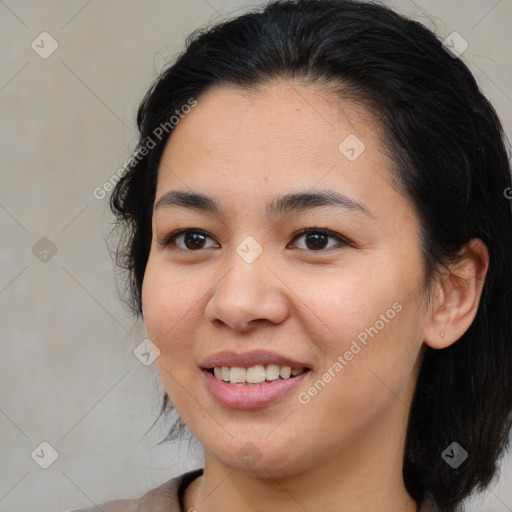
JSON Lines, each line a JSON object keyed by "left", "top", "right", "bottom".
{"left": 70, "top": 0, "right": 512, "bottom": 511}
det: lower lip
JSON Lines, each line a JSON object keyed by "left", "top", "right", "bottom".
{"left": 202, "top": 369, "right": 311, "bottom": 409}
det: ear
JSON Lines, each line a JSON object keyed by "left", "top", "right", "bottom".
{"left": 423, "top": 238, "right": 489, "bottom": 349}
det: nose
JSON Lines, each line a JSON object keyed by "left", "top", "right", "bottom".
{"left": 204, "top": 248, "right": 289, "bottom": 333}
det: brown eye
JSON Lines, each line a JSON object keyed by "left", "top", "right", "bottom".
{"left": 181, "top": 232, "right": 208, "bottom": 250}
{"left": 159, "top": 229, "right": 219, "bottom": 251}
{"left": 289, "top": 228, "right": 350, "bottom": 251}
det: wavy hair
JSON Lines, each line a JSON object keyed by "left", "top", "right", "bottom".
{"left": 109, "top": 1, "right": 512, "bottom": 510}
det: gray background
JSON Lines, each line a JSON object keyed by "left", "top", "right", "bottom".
{"left": 1, "top": 1, "right": 511, "bottom": 511}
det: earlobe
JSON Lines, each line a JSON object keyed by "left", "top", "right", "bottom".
{"left": 423, "top": 238, "right": 489, "bottom": 350}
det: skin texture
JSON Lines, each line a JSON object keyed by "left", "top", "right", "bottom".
{"left": 141, "top": 80, "right": 489, "bottom": 512}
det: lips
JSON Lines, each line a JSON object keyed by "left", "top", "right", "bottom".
{"left": 199, "top": 350, "right": 313, "bottom": 409}
{"left": 202, "top": 369, "right": 310, "bottom": 409}
{"left": 199, "top": 350, "right": 311, "bottom": 371}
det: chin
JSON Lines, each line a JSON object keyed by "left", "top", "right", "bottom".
{"left": 206, "top": 438, "right": 310, "bottom": 478}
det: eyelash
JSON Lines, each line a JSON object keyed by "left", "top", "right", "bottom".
{"left": 157, "top": 227, "right": 351, "bottom": 252}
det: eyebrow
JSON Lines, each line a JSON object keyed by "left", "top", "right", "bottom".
{"left": 154, "top": 188, "right": 374, "bottom": 219}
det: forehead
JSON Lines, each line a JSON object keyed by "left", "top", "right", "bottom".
{"left": 163, "top": 80, "right": 381, "bottom": 161}
{"left": 155, "top": 80, "right": 403, "bottom": 218}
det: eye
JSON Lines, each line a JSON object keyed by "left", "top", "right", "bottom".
{"left": 158, "top": 227, "right": 351, "bottom": 252}
{"left": 288, "top": 228, "right": 350, "bottom": 251}
{"left": 158, "top": 228, "right": 219, "bottom": 251}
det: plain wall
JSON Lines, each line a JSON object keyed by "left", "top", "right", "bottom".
{"left": 1, "top": 1, "right": 511, "bottom": 510}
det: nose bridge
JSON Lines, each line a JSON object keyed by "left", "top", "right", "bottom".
{"left": 205, "top": 235, "right": 288, "bottom": 330}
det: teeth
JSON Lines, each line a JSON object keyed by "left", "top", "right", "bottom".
{"left": 211, "top": 365, "right": 306, "bottom": 384}
{"left": 229, "top": 367, "right": 246, "bottom": 383}
{"left": 280, "top": 366, "right": 291, "bottom": 379}
{"left": 246, "top": 365, "right": 266, "bottom": 383}
{"left": 266, "top": 364, "right": 280, "bottom": 381}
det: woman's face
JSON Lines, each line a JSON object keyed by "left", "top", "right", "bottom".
{"left": 142, "top": 80, "right": 431, "bottom": 477}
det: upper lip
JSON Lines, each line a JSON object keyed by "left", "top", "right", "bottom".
{"left": 200, "top": 350, "right": 311, "bottom": 370}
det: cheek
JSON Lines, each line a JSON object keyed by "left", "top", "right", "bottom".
{"left": 292, "top": 268, "right": 402, "bottom": 354}
{"left": 300, "top": 271, "right": 421, "bottom": 400}
{"left": 141, "top": 261, "right": 201, "bottom": 409}
{"left": 141, "top": 258, "right": 197, "bottom": 353}
{"left": 332, "top": 298, "right": 422, "bottom": 409}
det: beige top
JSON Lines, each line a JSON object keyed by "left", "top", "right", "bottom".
{"left": 68, "top": 468, "right": 453, "bottom": 512}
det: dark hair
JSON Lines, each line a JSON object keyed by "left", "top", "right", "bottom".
{"left": 109, "top": 1, "right": 512, "bottom": 510}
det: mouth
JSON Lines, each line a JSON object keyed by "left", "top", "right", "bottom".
{"left": 204, "top": 364, "right": 311, "bottom": 385}
{"left": 199, "top": 350, "right": 312, "bottom": 407}
{"left": 201, "top": 365, "right": 312, "bottom": 409}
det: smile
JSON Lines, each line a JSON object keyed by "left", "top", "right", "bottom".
{"left": 202, "top": 367, "right": 311, "bottom": 409}
{"left": 210, "top": 365, "right": 307, "bottom": 385}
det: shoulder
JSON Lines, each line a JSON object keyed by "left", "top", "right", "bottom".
{"left": 66, "top": 468, "right": 204, "bottom": 512}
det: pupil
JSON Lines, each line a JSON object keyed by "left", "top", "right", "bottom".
{"left": 185, "top": 232, "right": 205, "bottom": 249}
{"left": 184, "top": 232, "right": 328, "bottom": 250}
{"left": 306, "top": 232, "right": 327, "bottom": 250}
